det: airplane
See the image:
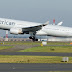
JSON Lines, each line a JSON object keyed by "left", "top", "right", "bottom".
{"left": 0, "top": 18, "right": 72, "bottom": 41}
{"left": 0, "top": 18, "right": 48, "bottom": 41}
{"left": 36, "top": 21, "right": 72, "bottom": 37}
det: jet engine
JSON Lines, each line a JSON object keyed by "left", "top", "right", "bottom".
{"left": 10, "top": 28, "right": 23, "bottom": 34}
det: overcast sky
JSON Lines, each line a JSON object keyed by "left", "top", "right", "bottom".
{"left": 0, "top": 0, "right": 72, "bottom": 36}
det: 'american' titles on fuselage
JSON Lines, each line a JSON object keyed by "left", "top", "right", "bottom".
{"left": 0, "top": 20, "right": 15, "bottom": 26}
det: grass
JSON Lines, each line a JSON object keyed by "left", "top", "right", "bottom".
{"left": 19, "top": 46, "right": 72, "bottom": 53}
{"left": 0, "top": 55, "right": 72, "bottom": 63}
{"left": 1, "top": 41, "right": 72, "bottom": 53}
{"left": 3, "top": 41, "right": 70, "bottom": 45}
{"left": 4, "top": 41, "right": 41, "bottom": 45}
{"left": 0, "top": 46, "right": 13, "bottom": 50}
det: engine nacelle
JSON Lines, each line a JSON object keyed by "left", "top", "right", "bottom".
{"left": 10, "top": 28, "right": 23, "bottom": 34}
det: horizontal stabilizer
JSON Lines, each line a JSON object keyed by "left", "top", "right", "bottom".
{"left": 57, "top": 21, "right": 63, "bottom": 26}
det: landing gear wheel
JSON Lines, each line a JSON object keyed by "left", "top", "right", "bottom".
{"left": 29, "top": 36, "right": 38, "bottom": 42}
{"left": 32, "top": 36, "right": 36, "bottom": 42}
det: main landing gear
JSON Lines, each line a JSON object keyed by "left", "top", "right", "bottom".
{"left": 29, "top": 32, "right": 38, "bottom": 42}
{"left": 29, "top": 36, "right": 38, "bottom": 42}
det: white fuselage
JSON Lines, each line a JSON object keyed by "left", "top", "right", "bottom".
{"left": 36, "top": 25, "right": 72, "bottom": 37}
{"left": 0, "top": 18, "right": 72, "bottom": 37}
{"left": 0, "top": 18, "right": 41, "bottom": 29}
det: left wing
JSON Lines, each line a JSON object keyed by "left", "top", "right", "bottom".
{"left": 22, "top": 23, "right": 48, "bottom": 32}
{"left": 21, "top": 21, "right": 49, "bottom": 32}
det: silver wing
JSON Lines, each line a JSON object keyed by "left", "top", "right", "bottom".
{"left": 22, "top": 23, "right": 48, "bottom": 32}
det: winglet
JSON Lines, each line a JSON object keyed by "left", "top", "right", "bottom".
{"left": 43, "top": 21, "right": 49, "bottom": 26}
